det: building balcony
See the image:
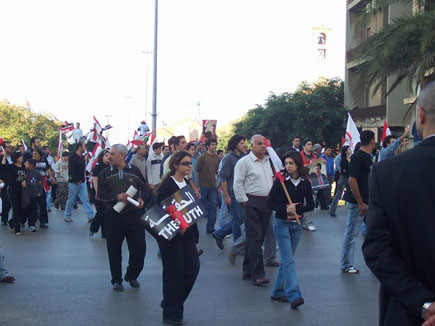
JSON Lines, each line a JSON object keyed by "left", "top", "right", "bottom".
{"left": 346, "top": 45, "right": 367, "bottom": 69}
{"left": 348, "top": 0, "right": 367, "bottom": 11}
{"left": 349, "top": 105, "right": 386, "bottom": 121}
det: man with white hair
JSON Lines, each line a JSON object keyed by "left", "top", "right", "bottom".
{"left": 233, "top": 134, "right": 274, "bottom": 286}
{"left": 97, "top": 144, "right": 152, "bottom": 292}
{"left": 363, "top": 81, "right": 435, "bottom": 326}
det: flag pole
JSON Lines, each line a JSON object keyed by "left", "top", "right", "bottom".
{"left": 279, "top": 181, "right": 300, "bottom": 224}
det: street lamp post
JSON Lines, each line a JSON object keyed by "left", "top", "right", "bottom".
{"left": 151, "top": 0, "right": 158, "bottom": 135}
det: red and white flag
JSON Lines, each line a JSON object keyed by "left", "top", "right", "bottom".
{"left": 344, "top": 113, "right": 361, "bottom": 152}
{"left": 86, "top": 142, "right": 102, "bottom": 173}
{"left": 60, "top": 122, "right": 74, "bottom": 134}
{"left": 21, "top": 139, "right": 28, "bottom": 151}
{"left": 92, "top": 116, "right": 103, "bottom": 143}
{"left": 57, "top": 129, "right": 63, "bottom": 160}
{"left": 263, "top": 137, "right": 284, "bottom": 183}
{"left": 381, "top": 120, "right": 392, "bottom": 146}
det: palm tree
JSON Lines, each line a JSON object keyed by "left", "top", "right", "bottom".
{"left": 354, "top": 0, "right": 435, "bottom": 96}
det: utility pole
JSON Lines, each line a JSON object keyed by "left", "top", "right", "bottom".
{"left": 151, "top": 0, "right": 158, "bottom": 135}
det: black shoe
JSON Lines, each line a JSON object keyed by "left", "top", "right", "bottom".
{"left": 206, "top": 229, "right": 215, "bottom": 234}
{"left": 242, "top": 274, "right": 252, "bottom": 281}
{"left": 253, "top": 277, "right": 270, "bottom": 286}
{"left": 162, "top": 317, "right": 183, "bottom": 325}
{"left": 1, "top": 222, "right": 7, "bottom": 226}
{"left": 124, "top": 277, "right": 140, "bottom": 288}
{"left": 212, "top": 233, "right": 224, "bottom": 250}
{"left": 39, "top": 223, "right": 49, "bottom": 229}
{"left": 112, "top": 282, "right": 124, "bottom": 292}
{"left": 73, "top": 204, "right": 78, "bottom": 209}
{"left": 329, "top": 212, "right": 337, "bottom": 217}
{"left": 271, "top": 296, "right": 289, "bottom": 303}
{"left": 291, "top": 297, "right": 304, "bottom": 309}
{"left": 197, "top": 249, "right": 204, "bottom": 256}
{"left": 47, "top": 209, "right": 52, "bottom": 212}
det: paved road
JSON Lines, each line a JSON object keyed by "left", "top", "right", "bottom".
{"left": 0, "top": 204, "right": 379, "bottom": 326}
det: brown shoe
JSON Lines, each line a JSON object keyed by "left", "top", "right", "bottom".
{"left": 228, "top": 253, "right": 236, "bottom": 265}
{"left": 253, "top": 277, "right": 270, "bottom": 286}
{"left": 0, "top": 275, "right": 16, "bottom": 283}
{"left": 266, "top": 261, "right": 280, "bottom": 267}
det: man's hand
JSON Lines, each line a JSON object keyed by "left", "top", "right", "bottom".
{"left": 358, "top": 203, "right": 367, "bottom": 216}
{"left": 137, "top": 198, "right": 144, "bottom": 209}
{"left": 224, "top": 195, "right": 231, "bottom": 206}
{"left": 149, "top": 184, "right": 155, "bottom": 190}
{"left": 424, "top": 303, "right": 435, "bottom": 324}
{"left": 403, "top": 125, "right": 410, "bottom": 137}
{"left": 117, "top": 193, "right": 129, "bottom": 204}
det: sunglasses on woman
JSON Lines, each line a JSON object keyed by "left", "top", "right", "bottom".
{"left": 179, "top": 161, "right": 192, "bottom": 166}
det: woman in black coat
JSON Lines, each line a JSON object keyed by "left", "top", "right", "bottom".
{"left": 156, "top": 151, "right": 200, "bottom": 325}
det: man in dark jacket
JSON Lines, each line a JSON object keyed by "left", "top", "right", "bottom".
{"left": 98, "top": 144, "right": 151, "bottom": 292}
{"left": 64, "top": 142, "right": 94, "bottom": 222}
{"left": 362, "top": 81, "right": 435, "bottom": 326}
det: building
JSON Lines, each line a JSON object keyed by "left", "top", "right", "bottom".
{"left": 344, "top": 0, "right": 414, "bottom": 142}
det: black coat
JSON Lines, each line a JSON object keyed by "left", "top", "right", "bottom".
{"left": 362, "top": 136, "right": 435, "bottom": 326}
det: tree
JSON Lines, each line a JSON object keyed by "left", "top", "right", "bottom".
{"left": 233, "top": 78, "right": 346, "bottom": 148}
{"left": 0, "top": 104, "right": 63, "bottom": 154}
{"left": 355, "top": 0, "right": 435, "bottom": 95}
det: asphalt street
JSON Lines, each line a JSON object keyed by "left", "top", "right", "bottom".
{"left": 0, "top": 204, "right": 379, "bottom": 326}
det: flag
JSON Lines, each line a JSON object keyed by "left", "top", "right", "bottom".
{"left": 57, "top": 129, "right": 63, "bottom": 160}
{"left": 86, "top": 142, "right": 102, "bottom": 173}
{"left": 92, "top": 116, "right": 103, "bottom": 143}
{"left": 263, "top": 137, "right": 284, "bottom": 183}
{"left": 344, "top": 113, "right": 361, "bottom": 152}
{"left": 381, "top": 120, "right": 392, "bottom": 146}
{"left": 60, "top": 122, "right": 74, "bottom": 134}
{"left": 21, "top": 139, "right": 27, "bottom": 151}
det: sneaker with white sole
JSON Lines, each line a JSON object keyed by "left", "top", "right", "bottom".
{"left": 342, "top": 267, "right": 359, "bottom": 274}
{"left": 307, "top": 225, "right": 316, "bottom": 232}
{"left": 65, "top": 217, "right": 73, "bottom": 222}
{"left": 29, "top": 226, "right": 36, "bottom": 232}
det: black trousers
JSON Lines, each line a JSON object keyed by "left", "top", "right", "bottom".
{"left": 158, "top": 230, "right": 200, "bottom": 321}
{"left": 105, "top": 209, "right": 146, "bottom": 284}
{"left": 21, "top": 197, "right": 38, "bottom": 227}
{"left": 1, "top": 187, "right": 11, "bottom": 224}
{"left": 90, "top": 200, "right": 106, "bottom": 237}
{"left": 7, "top": 187, "right": 23, "bottom": 233}
{"left": 37, "top": 192, "right": 48, "bottom": 224}
{"left": 242, "top": 195, "right": 271, "bottom": 280}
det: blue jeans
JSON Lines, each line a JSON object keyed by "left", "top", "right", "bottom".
{"left": 214, "top": 195, "right": 243, "bottom": 241}
{"left": 271, "top": 218, "right": 303, "bottom": 303}
{"left": 46, "top": 187, "right": 52, "bottom": 208}
{"left": 64, "top": 183, "right": 94, "bottom": 220}
{"left": 217, "top": 190, "right": 228, "bottom": 229}
{"left": 0, "top": 247, "right": 8, "bottom": 281}
{"left": 200, "top": 187, "right": 218, "bottom": 233}
{"left": 340, "top": 202, "right": 365, "bottom": 270}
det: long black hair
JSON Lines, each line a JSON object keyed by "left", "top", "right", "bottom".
{"left": 341, "top": 145, "right": 350, "bottom": 158}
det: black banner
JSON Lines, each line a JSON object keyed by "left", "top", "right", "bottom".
{"left": 141, "top": 186, "right": 205, "bottom": 241}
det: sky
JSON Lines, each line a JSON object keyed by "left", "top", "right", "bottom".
{"left": 0, "top": 0, "right": 346, "bottom": 144}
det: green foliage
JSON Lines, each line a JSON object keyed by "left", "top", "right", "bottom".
{"left": 217, "top": 131, "right": 233, "bottom": 152}
{"left": 355, "top": 3, "right": 435, "bottom": 95}
{"left": 0, "top": 104, "right": 63, "bottom": 154}
{"left": 233, "top": 78, "right": 346, "bottom": 149}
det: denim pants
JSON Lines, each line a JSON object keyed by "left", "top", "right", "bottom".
{"left": 272, "top": 218, "right": 303, "bottom": 303}
{"left": 340, "top": 202, "right": 365, "bottom": 270}
{"left": 0, "top": 247, "right": 9, "bottom": 281}
{"left": 217, "top": 190, "right": 228, "bottom": 229}
{"left": 214, "top": 195, "right": 243, "bottom": 241}
{"left": 64, "top": 183, "right": 94, "bottom": 220}
{"left": 200, "top": 187, "right": 218, "bottom": 233}
{"left": 46, "top": 187, "right": 52, "bottom": 208}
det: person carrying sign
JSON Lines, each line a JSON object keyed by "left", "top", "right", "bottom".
{"left": 97, "top": 144, "right": 152, "bottom": 292}
{"left": 156, "top": 151, "right": 200, "bottom": 326}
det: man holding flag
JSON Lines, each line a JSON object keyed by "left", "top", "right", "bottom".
{"left": 378, "top": 124, "right": 410, "bottom": 162}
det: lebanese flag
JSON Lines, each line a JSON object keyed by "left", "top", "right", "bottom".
{"left": 344, "top": 113, "right": 361, "bottom": 152}
{"left": 263, "top": 137, "right": 284, "bottom": 183}
{"left": 381, "top": 120, "right": 392, "bottom": 146}
{"left": 57, "top": 129, "right": 63, "bottom": 160}
{"left": 86, "top": 142, "right": 102, "bottom": 173}
{"left": 92, "top": 116, "right": 103, "bottom": 143}
{"left": 21, "top": 139, "right": 28, "bottom": 151}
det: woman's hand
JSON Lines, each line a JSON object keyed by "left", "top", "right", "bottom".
{"left": 286, "top": 203, "right": 296, "bottom": 214}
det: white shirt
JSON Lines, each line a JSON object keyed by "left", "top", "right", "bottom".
{"left": 233, "top": 151, "right": 274, "bottom": 203}
{"left": 147, "top": 151, "right": 163, "bottom": 185}
{"left": 72, "top": 128, "right": 83, "bottom": 143}
{"left": 171, "top": 176, "right": 186, "bottom": 189}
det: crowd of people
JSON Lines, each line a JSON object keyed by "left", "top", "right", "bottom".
{"left": 1, "top": 81, "right": 435, "bottom": 326}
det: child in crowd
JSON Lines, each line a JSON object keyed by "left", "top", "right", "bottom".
{"left": 22, "top": 159, "right": 43, "bottom": 232}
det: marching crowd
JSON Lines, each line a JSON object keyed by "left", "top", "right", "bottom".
{"left": 1, "top": 81, "right": 435, "bottom": 326}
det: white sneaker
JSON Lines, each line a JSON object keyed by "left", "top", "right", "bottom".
{"left": 29, "top": 226, "right": 37, "bottom": 232}
{"left": 307, "top": 225, "right": 316, "bottom": 232}
{"left": 65, "top": 217, "right": 73, "bottom": 222}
